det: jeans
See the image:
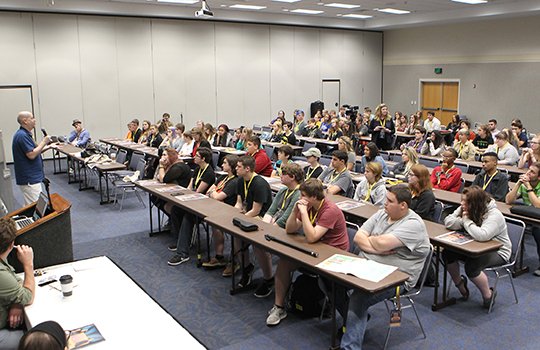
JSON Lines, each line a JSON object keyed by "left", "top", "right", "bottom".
{"left": 170, "top": 205, "right": 185, "bottom": 246}
{"left": 176, "top": 212, "right": 196, "bottom": 258}
{"left": 0, "top": 329, "right": 24, "bottom": 350}
{"left": 341, "top": 286, "right": 398, "bottom": 350}
{"left": 532, "top": 225, "right": 540, "bottom": 264}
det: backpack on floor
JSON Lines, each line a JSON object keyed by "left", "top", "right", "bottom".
{"left": 288, "top": 273, "right": 326, "bottom": 318}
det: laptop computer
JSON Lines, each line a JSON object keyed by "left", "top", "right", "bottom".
{"left": 14, "top": 192, "right": 49, "bottom": 230}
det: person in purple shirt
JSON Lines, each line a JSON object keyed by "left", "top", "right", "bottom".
{"left": 12, "top": 111, "right": 51, "bottom": 205}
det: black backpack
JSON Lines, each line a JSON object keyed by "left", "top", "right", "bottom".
{"left": 288, "top": 273, "right": 326, "bottom": 318}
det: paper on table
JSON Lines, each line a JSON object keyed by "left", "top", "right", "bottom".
{"left": 336, "top": 200, "right": 365, "bottom": 210}
{"left": 174, "top": 193, "right": 208, "bottom": 202}
{"left": 436, "top": 231, "right": 474, "bottom": 245}
{"left": 316, "top": 254, "right": 398, "bottom": 283}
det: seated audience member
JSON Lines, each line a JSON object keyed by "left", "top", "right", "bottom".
{"left": 267, "top": 179, "right": 349, "bottom": 326}
{"left": 320, "top": 114, "right": 331, "bottom": 134}
{"left": 246, "top": 136, "right": 273, "bottom": 177}
{"left": 353, "top": 162, "right": 386, "bottom": 207}
{"left": 253, "top": 163, "right": 303, "bottom": 298}
{"left": 341, "top": 185, "right": 430, "bottom": 349}
{"left": 395, "top": 112, "right": 408, "bottom": 132}
{"left": 337, "top": 136, "right": 356, "bottom": 171}
{"left": 453, "top": 120, "right": 475, "bottom": 141}
{"left": 269, "top": 120, "right": 285, "bottom": 143}
{"left": 318, "top": 150, "right": 354, "bottom": 196}
{"left": 236, "top": 127, "right": 253, "bottom": 151}
{"left": 327, "top": 118, "right": 344, "bottom": 141}
{"left": 271, "top": 110, "right": 286, "bottom": 125}
{"left": 146, "top": 124, "right": 163, "bottom": 148}
{"left": 154, "top": 148, "right": 192, "bottom": 214}
{"left": 392, "top": 146, "right": 419, "bottom": 180}
{"left": 68, "top": 119, "right": 90, "bottom": 148}
{"left": 453, "top": 128, "right": 477, "bottom": 161}
{"left": 159, "top": 112, "right": 173, "bottom": 129}
{"left": 518, "top": 133, "right": 540, "bottom": 169}
{"left": 271, "top": 145, "right": 294, "bottom": 178}
{"left": 447, "top": 114, "right": 461, "bottom": 137}
{"left": 281, "top": 121, "right": 297, "bottom": 145}
{"left": 232, "top": 156, "right": 273, "bottom": 287}
{"left": 293, "top": 110, "right": 307, "bottom": 136}
{"left": 421, "top": 130, "right": 446, "bottom": 157}
{"left": 157, "top": 122, "right": 169, "bottom": 140}
{"left": 504, "top": 127, "right": 520, "bottom": 150}
{"left": 303, "top": 118, "right": 323, "bottom": 138}
{"left": 191, "top": 128, "right": 212, "bottom": 158}
{"left": 506, "top": 161, "right": 540, "bottom": 276}
{"left": 18, "top": 320, "right": 66, "bottom": 350}
{"left": 423, "top": 111, "right": 441, "bottom": 133}
{"left": 430, "top": 149, "right": 463, "bottom": 192}
{"left": 212, "top": 124, "right": 231, "bottom": 147}
{"left": 178, "top": 131, "right": 195, "bottom": 157}
{"left": 358, "top": 142, "right": 389, "bottom": 176}
{"left": 403, "top": 126, "right": 427, "bottom": 154}
{"left": 172, "top": 123, "right": 186, "bottom": 151}
{"left": 204, "top": 155, "right": 240, "bottom": 270}
{"left": 0, "top": 218, "right": 35, "bottom": 350}
{"left": 229, "top": 127, "right": 242, "bottom": 149}
{"left": 486, "top": 131, "right": 520, "bottom": 165}
{"left": 444, "top": 186, "right": 511, "bottom": 308}
{"left": 368, "top": 103, "right": 394, "bottom": 151}
{"left": 125, "top": 119, "right": 142, "bottom": 142}
{"left": 488, "top": 118, "right": 500, "bottom": 138}
{"left": 404, "top": 111, "right": 422, "bottom": 135}
{"left": 168, "top": 147, "right": 216, "bottom": 266}
{"left": 511, "top": 119, "right": 528, "bottom": 148}
{"left": 204, "top": 123, "right": 216, "bottom": 145}
{"left": 472, "top": 152, "right": 509, "bottom": 201}
{"left": 356, "top": 114, "right": 370, "bottom": 136}
{"left": 138, "top": 120, "right": 151, "bottom": 144}
{"left": 302, "top": 147, "right": 323, "bottom": 180}
{"left": 472, "top": 124, "right": 493, "bottom": 150}
{"left": 159, "top": 127, "right": 175, "bottom": 150}
{"left": 408, "top": 164, "right": 436, "bottom": 220}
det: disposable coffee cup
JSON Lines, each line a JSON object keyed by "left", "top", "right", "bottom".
{"left": 59, "top": 275, "right": 74, "bottom": 297}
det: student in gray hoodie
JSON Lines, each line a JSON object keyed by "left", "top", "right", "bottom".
{"left": 443, "top": 185, "right": 511, "bottom": 309}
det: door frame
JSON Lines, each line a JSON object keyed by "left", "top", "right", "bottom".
{"left": 418, "top": 79, "right": 460, "bottom": 114}
{"left": 0, "top": 84, "right": 36, "bottom": 139}
{"left": 321, "top": 79, "right": 341, "bottom": 109}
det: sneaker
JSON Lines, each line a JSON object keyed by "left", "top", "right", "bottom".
{"left": 203, "top": 257, "right": 227, "bottom": 269}
{"left": 266, "top": 305, "right": 287, "bottom": 326}
{"left": 237, "top": 264, "right": 255, "bottom": 288}
{"left": 534, "top": 267, "right": 540, "bottom": 277}
{"left": 167, "top": 244, "right": 177, "bottom": 252}
{"left": 222, "top": 263, "right": 240, "bottom": 277}
{"left": 168, "top": 254, "right": 189, "bottom": 266}
{"left": 254, "top": 278, "right": 274, "bottom": 298}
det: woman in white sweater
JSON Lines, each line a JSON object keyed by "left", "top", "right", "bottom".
{"left": 443, "top": 185, "right": 512, "bottom": 309}
{"left": 353, "top": 161, "right": 387, "bottom": 207}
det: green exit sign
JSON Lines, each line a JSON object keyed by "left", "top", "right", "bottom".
{"left": 434, "top": 67, "right": 443, "bottom": 74}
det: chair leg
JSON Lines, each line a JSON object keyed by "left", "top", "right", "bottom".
{"left": 383, "top": 326, "right": 392, "bottom": 350}
{"left": 120, "top": 188, "right": 126, "bottom": 211}
{"left": 506, "top": 268, "right": 519, "bottom": 304}
{"left": 135, "top": 189, "right": 146, "bottom": 208}
{"left": 488, "top": 272, "right": 500, "bottom": 314}
{"left": 409, "top": 298, "right": 426, "bottom": 338}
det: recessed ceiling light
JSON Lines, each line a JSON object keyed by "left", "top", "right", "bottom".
{"left": 342, "top": 14, "right": 373, "bottom": 19}
{"left": 290, "top": 9, "right": 324, "bottom": 14}
{"left": 451, "top": 0, "right": 487, "bottom": 4}
{"left": 157, "top": 0, "right": 199, "bottom": 4}
{"left": 272, "top": 0, "right": 301, "bottom": 3}
{"left": 229, "top": 4, "right": 267, "bottom": 10}
{"left": 376, "top": 8, "right": 410, "bottom": 14}
{"left": 324, "top": 3, "right": 361, "bottom": 9}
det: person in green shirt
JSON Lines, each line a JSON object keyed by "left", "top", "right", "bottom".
{"left": 0, "top": 218, "right": 35, "bottom": 350}
{"left": 253, "top": 163, "right": 304, "bottom": 298}
{"left": 506, "top": 161, "right": 540, "bottom": 276}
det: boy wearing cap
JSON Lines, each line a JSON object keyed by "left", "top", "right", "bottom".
{"left": 0, "top": 218, "right": 35, "bottom": 350}
{"left": 68, "top": 119, "right": 91, "bottom": 148}
{"left": 303, "top": 147, "right": 323, "bottom": 180}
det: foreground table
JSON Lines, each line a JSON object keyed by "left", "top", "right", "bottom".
{"left": 24, "top": 256, "right": 204, "bottom": 349}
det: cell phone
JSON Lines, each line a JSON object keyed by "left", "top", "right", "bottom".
{"left": 41, "top": 128, "right": 48, "bottom": 137}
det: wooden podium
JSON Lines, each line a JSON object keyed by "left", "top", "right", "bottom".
{"left": 5, "top": 193, "right": 73, "bottom": 272}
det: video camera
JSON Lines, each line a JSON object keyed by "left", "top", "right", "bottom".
{"left": 342, "top": 104, "right": 360, "bottom": 122}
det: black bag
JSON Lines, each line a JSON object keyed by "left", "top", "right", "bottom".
{"left": 310, "top": 100, "right": 324, "bottom": 118}
{"left": 510, "top": 205, "right": 540, "bottom": 219}
{"left": 232, "top": 217, "right": 258, "bottom": 232}
{"left": 288, "top": 273, "right": 326, "bottom": 317}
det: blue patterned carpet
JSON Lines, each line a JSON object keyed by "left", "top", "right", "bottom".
{"left": 8, "top": 160, "right": 540, "bottom": 349}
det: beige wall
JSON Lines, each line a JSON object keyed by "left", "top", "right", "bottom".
{"left": 383, "top": 15, "right": 540, "bottom": 132}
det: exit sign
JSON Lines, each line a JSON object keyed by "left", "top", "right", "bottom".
{"left": 434, "top": 68, "right": 443, "bottom": 74}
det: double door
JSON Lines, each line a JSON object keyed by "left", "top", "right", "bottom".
{"left": 421, "top": 81, "right": 459, "bottom": 126}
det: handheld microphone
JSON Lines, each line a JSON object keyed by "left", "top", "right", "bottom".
{"left": 41, "top": 128, "right": 48, "bottom": 137}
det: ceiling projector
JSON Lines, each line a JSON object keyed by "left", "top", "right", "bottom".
{"left": 195, "top": 0, "right": 213, "bottom": 18}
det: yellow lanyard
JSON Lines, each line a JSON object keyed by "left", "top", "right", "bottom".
{"left": 437, "top": 166, "right": 454, "bottom": 185}
{"left": 482, "top": 171, "right": 498, "bottom": 190}
{"left": 379, "top": 117, "right": 385, "bottom": 127}
{"left": 329, "top": 169, "right": 345, "bottom": 184}
{"left": 195, "top": 164, "right": 209, "bottom": 188}
{"left": 244, "top": 174, "right": 256, "bottom": 198}
{"left": 364, "top": 182, "right": 377, "bottom": 201}
{"left": 459, "top": 143, "right": 464, "bottom": 157}
{"left": 216, "top": 175, "right": 234, "bottom": 192}
{"left": 309, "top": 199, "right": 325, "bottom": 226}
{"left": 281, "top": 186, "right": 300, "bottom": 210}
{"left": 305, "top": 165, "right": 320, "bottom": 180}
